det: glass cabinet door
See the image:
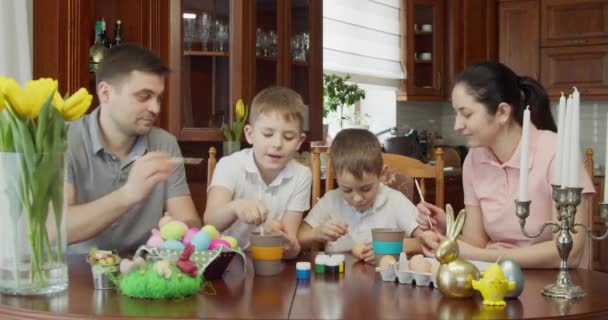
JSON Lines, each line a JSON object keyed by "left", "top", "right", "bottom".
{"left": 181, "top": 0, "right": 231, "bottom": 130}
{"left": 289, "top": 0, "right": 311, "bottom": 131}
{"left": 409, "top": 0, "right": 442, "bottom": 97}
{"left": 255, "top": 0, "right": 279, "bottom": 94}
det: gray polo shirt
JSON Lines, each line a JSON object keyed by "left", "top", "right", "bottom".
{"left": 66, "top": 107, "right": 190, "bottom": 255}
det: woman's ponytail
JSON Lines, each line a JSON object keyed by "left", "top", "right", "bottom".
{"left": 519, "top": 76, "right": 556, "bottom": 132}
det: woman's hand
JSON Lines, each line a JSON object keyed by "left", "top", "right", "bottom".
{"left": 420, "top": 230, "right": 445, "bottom": 257}
{"left": 416, "top": 202, "right": 447, "bottom": 233}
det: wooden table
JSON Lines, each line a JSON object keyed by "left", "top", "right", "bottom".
{"left": 2, "top": 254, "right": 608, "bottom": 319}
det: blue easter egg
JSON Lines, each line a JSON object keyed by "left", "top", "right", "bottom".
{"left": 191, "top": 230, "right": 212, "bottom": 251}
{"left": 162, "top": 239, "right": 185, "bottom": 251}
{"left": 499, "top": 259, "right": 525, "bottom": 298}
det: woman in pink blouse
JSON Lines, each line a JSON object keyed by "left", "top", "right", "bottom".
{"left": 417, "top": 61, "right": 595, "bottom": 268}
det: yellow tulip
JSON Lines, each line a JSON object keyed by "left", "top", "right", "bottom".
{"left": 235, "top": 98, "right": 245, "bottom": 121}
{"left": 25, "top": 78, "right": 59, "bottom": 118}
{"left": 0, "top": 76, "right": 6, "bottom": 113}
{"left": 3, "top": 78, "right": 30, "bottom": 117}
{"left": 62, "top": 88, "right": 92, "bottom": 121}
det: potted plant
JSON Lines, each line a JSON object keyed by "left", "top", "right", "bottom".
{"left": 322, "top": 74, "right": 366, "bottom": 129}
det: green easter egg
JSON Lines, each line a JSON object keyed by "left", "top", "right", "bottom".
{"left": 160, "top": 222, "right": 185, "bottom": 241}
{"left": 221, "top": 236, "right": 238, "bottom": 249}
{"left": 201, "top": 225, "right": 219, "bottom": 240}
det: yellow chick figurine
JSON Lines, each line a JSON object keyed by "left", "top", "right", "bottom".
{"left": 472, "top": 263, "right": 516, "bottom": 306}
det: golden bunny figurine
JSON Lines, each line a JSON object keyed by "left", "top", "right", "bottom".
{"left": 435, "top": 204, "right": 481, "bottom": 298}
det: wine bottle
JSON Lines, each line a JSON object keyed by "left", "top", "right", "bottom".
{"left": 89, "top": 20, "right": 107, "bottom": 73}
{"left": 101, "top": 17, "right": 111, "bottom": 48}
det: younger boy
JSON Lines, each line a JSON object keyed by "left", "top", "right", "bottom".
{"left": 298, "top": 128, "right": 423, "bottom": 262}
{"left": 204, "top": 87, "right": 311, "bottom": 259}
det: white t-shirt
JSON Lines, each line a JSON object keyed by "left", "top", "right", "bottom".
{"left": 304, "top": 184, "right": 418, "bottom": 253}
{"left": 209, "top": 148, "right": 311, "bottom": 248}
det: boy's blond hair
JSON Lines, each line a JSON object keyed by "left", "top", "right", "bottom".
{"left": 249, "top": 86, "right": 305, "bottom": 131}
{"left": 331, "top": 128, "right": 383, "bottom": 180}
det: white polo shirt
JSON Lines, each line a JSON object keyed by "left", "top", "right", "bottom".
{"left": 209, "top": 148, "right": 311, "bottom": 248}
{"left": 304, "top": 184, "right": 418, "bottom": 253}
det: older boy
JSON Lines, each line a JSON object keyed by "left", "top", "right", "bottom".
{"left": 204, "top": 86, "right": 311, "bottom": 259}
{"left": 298, "top": 129, "right": 423, "bottom": 262}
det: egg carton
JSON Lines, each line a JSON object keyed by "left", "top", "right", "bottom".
{"left": 376, "top": 263, "right": 437, "bottom": 287}
{"left": 376, "top": 255, "right": 493, "bottom": 288}
{"left": 134, "top": 245, "right": 246, "bottom": 280}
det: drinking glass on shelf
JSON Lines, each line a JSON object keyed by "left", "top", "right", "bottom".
{"left": 301, "top": 32, "right": 310, "bottom": 62}
{"left": 215, "top": 22, "right": 228, "bottom": 52}
{"left": 256, "top": 28, "right": 264, "bottom": 56}
{"left": 183, "top": 14, "right": 196, "bottom": 50}
{"left": 198, "top": 12, "right": 211, "bottom": 51}
{"left": 267, "top": 30, "right": 277, "bottom": 57}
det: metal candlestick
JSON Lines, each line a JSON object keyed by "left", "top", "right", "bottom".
{"left": 515, "top": 185, "right": 608, "bottom": 299}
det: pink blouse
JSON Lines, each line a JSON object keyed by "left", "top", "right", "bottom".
{"left": 463, "top": 125, "right": 595, "bottom": 251}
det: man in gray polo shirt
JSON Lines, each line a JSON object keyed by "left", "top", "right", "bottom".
{"left": 66, "top": 44, "right": 201, "bottom": 255}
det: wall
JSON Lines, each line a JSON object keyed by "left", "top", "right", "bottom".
{"left": 0, "top": 0, "right": 33, "bottom": 84}
{"left": 398, "top": 99, "right": 608, "bottom": 173}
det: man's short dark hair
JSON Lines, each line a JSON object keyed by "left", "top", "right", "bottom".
{"left": 96, "top": 44, "right": 170, "bottom": 88}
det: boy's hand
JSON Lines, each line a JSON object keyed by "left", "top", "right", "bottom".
{"left": 353, "top": 243, "right": 374, "bottom": 263}
{"left": 276, "top": 230, "right": 300, "bottom": 259}
{"left": 231, "top": 199, "right": 268, "bottom": 225}
{"left": 416, "top": 202, "right": 447, "bottom": 233}
{"left": 314, "top": 220, "right": 348, "bottom": 242}
{"left": 420, "top": 230, "right": 444, "bottom": 257}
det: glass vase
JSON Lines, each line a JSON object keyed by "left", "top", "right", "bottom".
{"left": 0, "top": 152, "right": 68, "bottom": 295}
{"left": 223, "top": 141, "right": 241, "bottom": 156}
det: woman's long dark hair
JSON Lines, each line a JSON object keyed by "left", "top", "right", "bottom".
{"left": 455, "top": 61, "right": 557, "bottom": 132}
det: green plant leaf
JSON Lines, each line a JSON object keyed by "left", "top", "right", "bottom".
{"left": 222, "top": 123, "right": 233, "bottom": 141}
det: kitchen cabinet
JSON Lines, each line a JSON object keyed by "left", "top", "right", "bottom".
{"left": 499, "top": 0, "right": 608, "bottom": 99}
{"left": 399, "top": 0, "right": 498, "bottom": 101}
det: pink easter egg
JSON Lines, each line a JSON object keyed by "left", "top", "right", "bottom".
{"left": 182, "top": 227, "right": 200, "bottom": 246}
{"left": 151, "top": 228, "right": 160, "bottom": 236}
{"left": 147, "top": 234, "right": 164, "bottom": 248}
{"left": 208, "top": 239, "right": 231, "bottom": 250}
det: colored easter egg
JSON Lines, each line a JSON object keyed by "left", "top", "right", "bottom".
{"left": 201, "top": 225, "right": 220, "bottom": 240}
{"left": 351, "top": 243, "right": 366, "bottom": 259}
{"left": 182, "top": 227, "right": 200, "bottom": 246}
{"left": 151, "top": 228, "right": 160, "bottom": 236}
{"left": 174, "top": 221, "right": 189, "bottom": 234}
{"left": 208, "top": 239, "right": 231, "bottom": 250}
{"left": 221, "top": 236, "right": 238, "bottom": 249}
{"left": 146, "top": 234, "right": 164, "bottom": 248}
{"left": 191, "top": 230, "right": 212, "bottom": 251}
{"left": 162, "top": 239, "right": 185, "bottom": 251}
{"left": 158, "top": 216, "right": 173, "bottom": 228}
{"left": 160, "top": 221, "right": 186, "bottom": 241}
{"left": 499, "top": 259, "right": 525, "bottom": 298}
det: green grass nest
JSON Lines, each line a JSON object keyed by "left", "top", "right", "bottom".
{"left": 118, "top": 263, "right": 203, "bottom": 299}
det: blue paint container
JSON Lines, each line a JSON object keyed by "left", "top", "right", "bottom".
{"left": 296, "top": 262, "right": 311, "bottom": 279}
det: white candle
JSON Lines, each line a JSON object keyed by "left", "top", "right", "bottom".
{"left": 604, "top": 112, "right": 608, "bottom": 202}
{"left": 553, "top": 93, "right": 566, "bottom": 186}
{"left": 569, "top": 88, "right": 580, "bottom": 187}
{"left": 561, "top": 95, "right": 573, "bottom": 188}
{"left": 519, "top": 106, "right": 531, "bottom": 201}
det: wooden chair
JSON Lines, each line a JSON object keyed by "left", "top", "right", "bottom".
{"left": 585, "top": 147, "right": 596, "bottom": 271}
{"left": 311, "top": 147, "right": 445, "bottom": 208}
{"left": 207, "top": 146, "right": 217, "bottom": 186}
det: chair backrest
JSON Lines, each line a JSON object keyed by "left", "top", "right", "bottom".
{"left": 311, "top": 146, "right": 445, "bottom": 208}
{"left": 584, "top": 147, "right": 595, "bottom": 271}
{"left": 207, "top": 146, "right": 217, "bottom": 186}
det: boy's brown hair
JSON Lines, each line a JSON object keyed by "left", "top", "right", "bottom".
{"left": 249, "top": 86, "right": 305, "bottom": 131}
{"left": 96, "top": 44, "right": 170, "bottom": 88}
{"left": 331, "top": 128, "right": 383, "bottom": 179}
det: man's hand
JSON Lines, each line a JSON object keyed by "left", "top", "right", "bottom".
{"left": 314, "top": 220, "right": 348, "bottom": 242}
{"left": 230, "top": 199, "right": 269, "bottom": 225}
{"left": 123, "top": 152, "right": 176, "bottom": 204}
